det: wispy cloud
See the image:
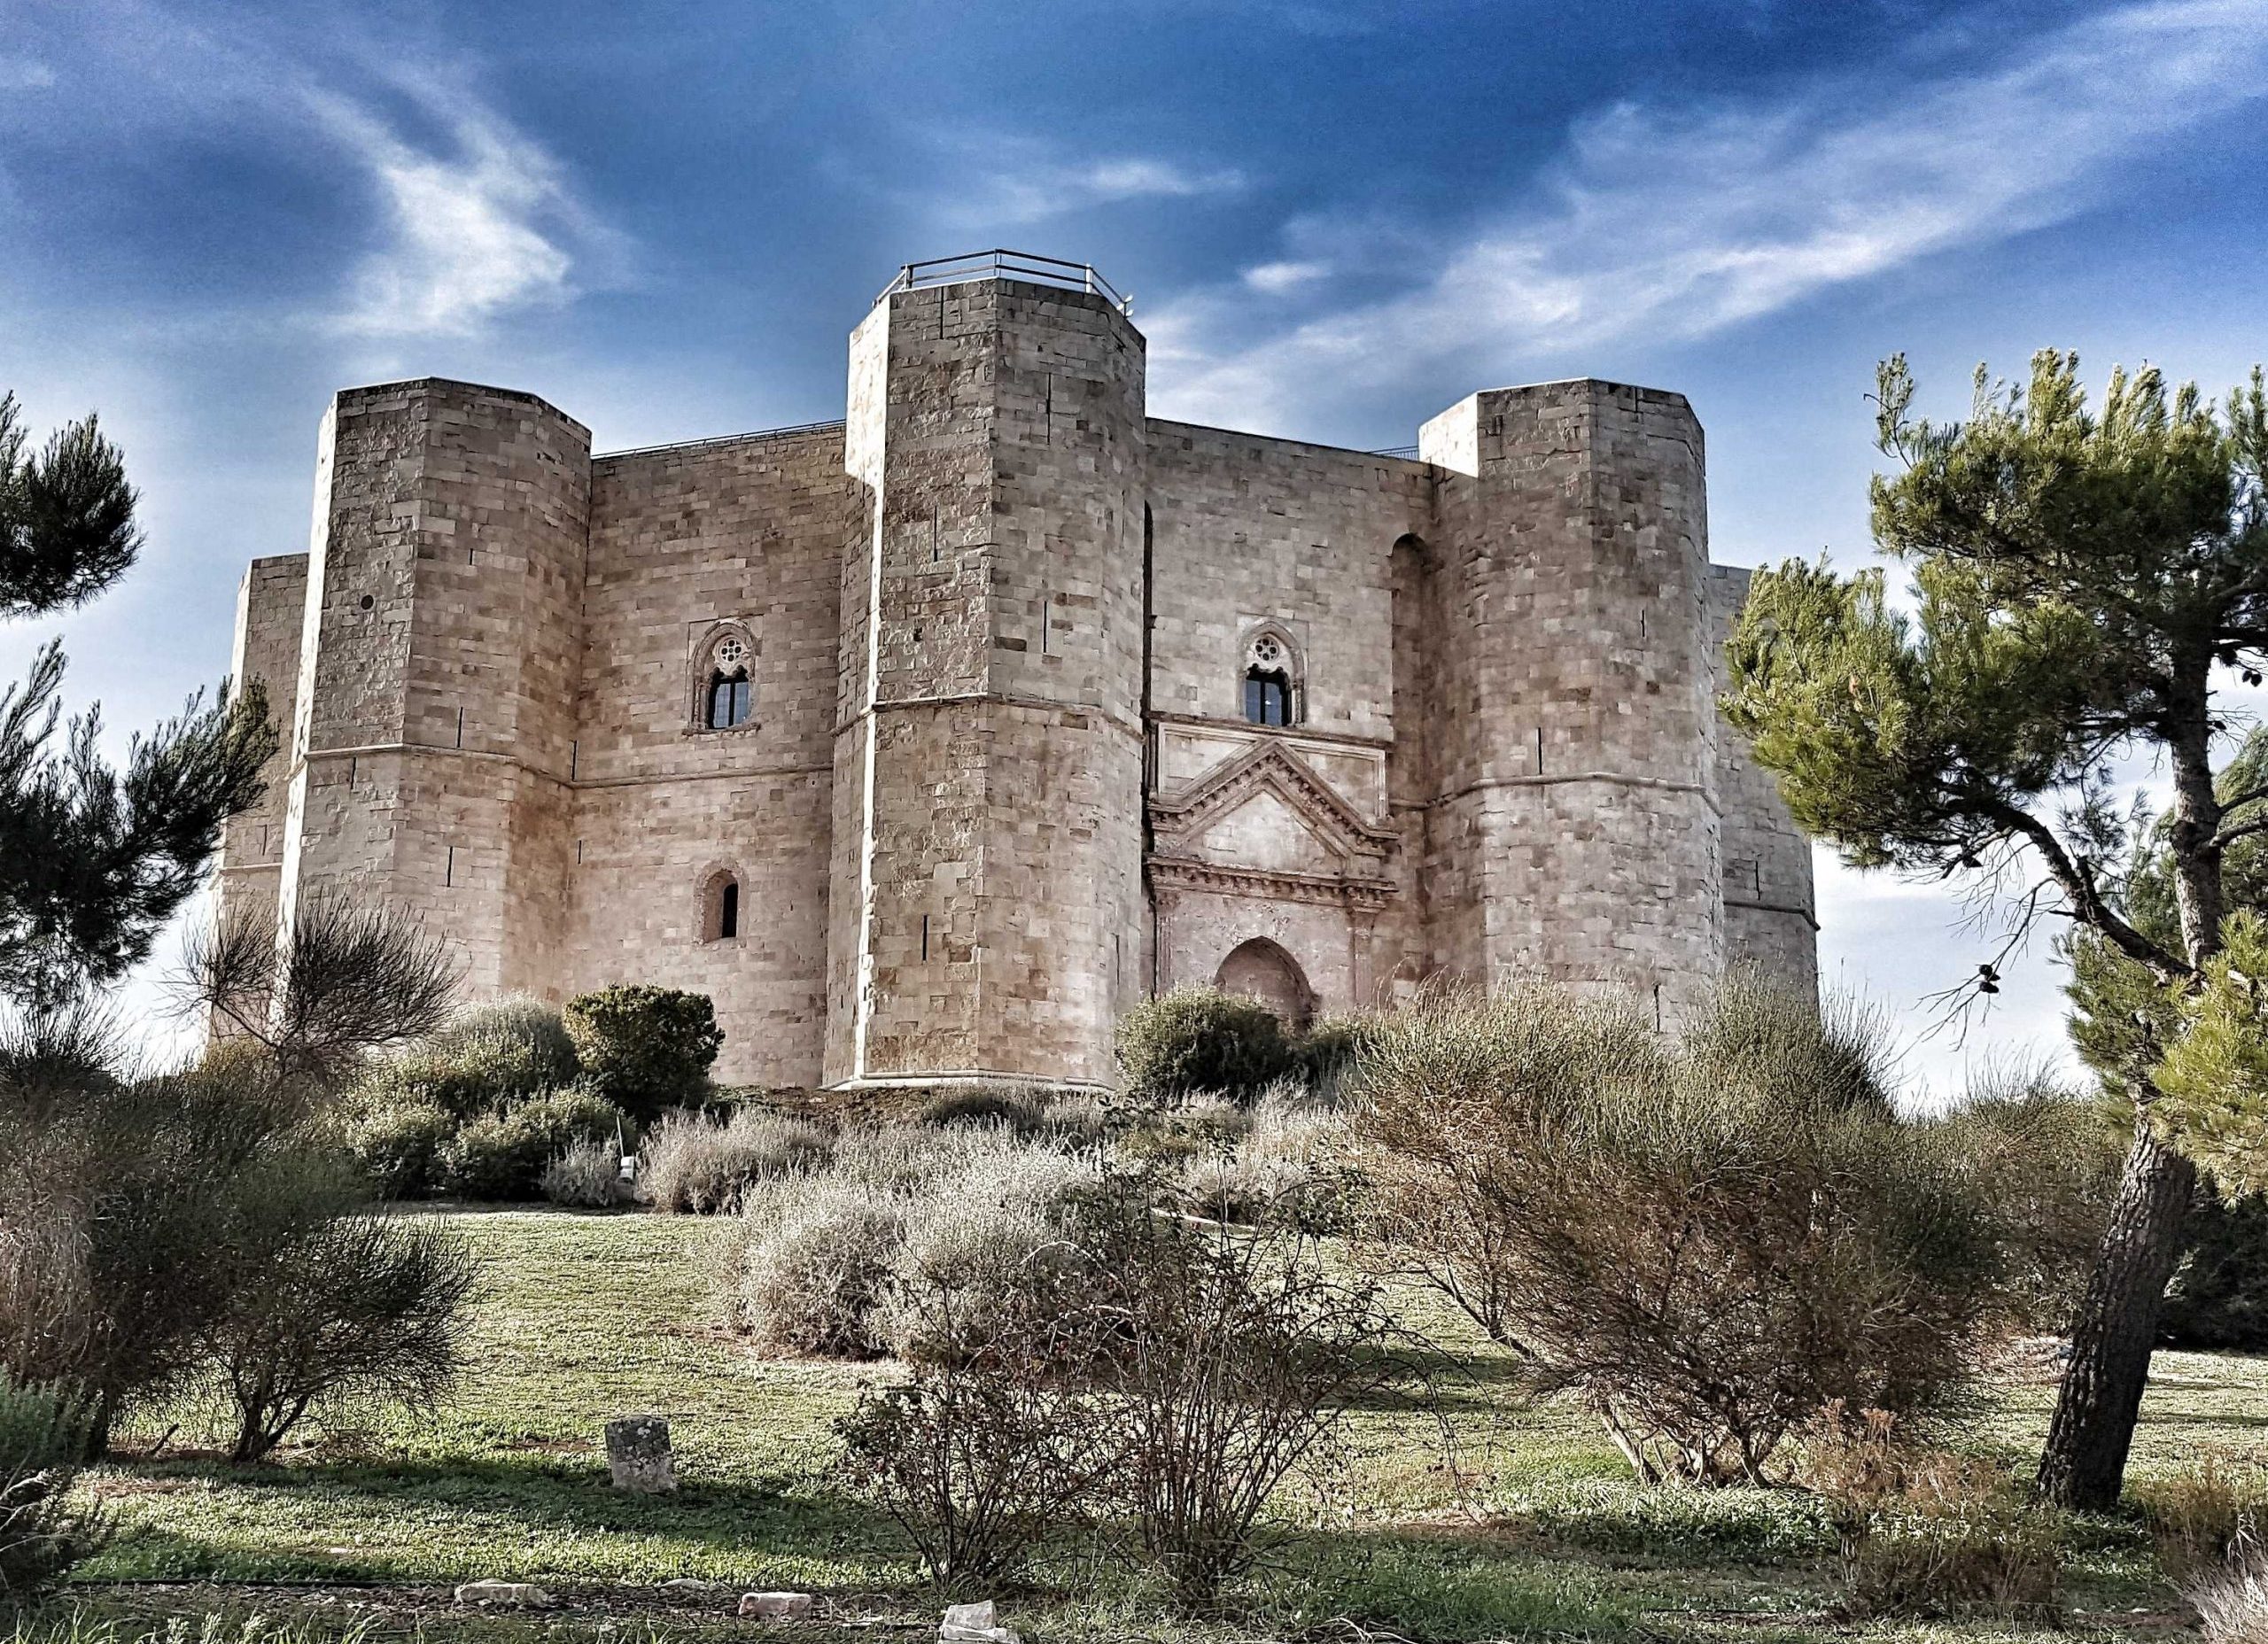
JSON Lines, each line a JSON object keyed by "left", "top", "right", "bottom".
{"left": 307, "top": 76, "right": 619, "bottom": 337}
{"left": 925, "top": 135, "right": 1245, "bottom": 228}
{"left": 0, "top": 58, "right": 56, "bottom": 91}
{"left": 1150, "top": 0, "right": 2268, "bottom": 429}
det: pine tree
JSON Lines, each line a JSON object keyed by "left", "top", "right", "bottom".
{"left": 1723, "top": 350, "right": 2268, "bottom": 1510}
{"left": 0, "top": 390, "right": 274, "bottom": 1010}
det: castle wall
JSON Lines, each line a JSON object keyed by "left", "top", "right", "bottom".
{"left": 1418, "top": 380, "right": 1723, "bottom": 1018}
{"left": 1141, "top": 425, "right": 1433, "bottom": 1013}
{"left": 1708, "top": 565, "right": 1819, "bottom": 997}
{"left": 210, "top": 553, "right": 309, "bottom": 962}
{"left": 564, "top": 427, "right": 845, "bottom": 1088}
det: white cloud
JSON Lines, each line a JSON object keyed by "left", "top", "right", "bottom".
{"left": 1243, "top": 259, "right": 1328, "bottom": 294}
{"left": 930, "top": 137, "right": 1245, "bottom": 227}
{"left": 1151, "top": 0, "right": 2268, "bottom": 427}
{"left": 309, "top": 78, "right": 617, "bottom": 338}
{"left": 0, "top": 57, "right": 56, "bottom": 90}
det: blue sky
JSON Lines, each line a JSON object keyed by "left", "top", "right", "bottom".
{"left": 4, "top": 0, "right": 2266, "bottom": 1095}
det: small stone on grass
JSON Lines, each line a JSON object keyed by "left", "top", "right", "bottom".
{"left": 739, "top": 1591, "right": 816, "bottom": 1621}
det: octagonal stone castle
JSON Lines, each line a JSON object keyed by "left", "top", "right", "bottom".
{"left": 212, "top": 252, "right": 1816, "bottom": 1090}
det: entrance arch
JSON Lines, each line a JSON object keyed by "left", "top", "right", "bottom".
{"left": 1213, "top": 937, "right": 1316, "bottom": 1028}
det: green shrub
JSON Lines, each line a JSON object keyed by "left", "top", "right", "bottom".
{"left": 1115, "top": 989, "right": 1296, "bottom": 1105}
{"left": 439, "top": 1087, "right": 627, "bottom": 1201}
{"left": 203, "top": 1201, "right": 478, "bottom": 1462}
{"left": 2165, "top": 1192, "right": 2268, "bottom": 1350}
{"left": 367, "top": 997, "right": 579, "bottom": 1121}
{"left": 640, "top": 1107, "right": 832, "bottom": 1214}
{"left": 340, "top": 1097, "right": 454, "bottom": 1199}
{"left": 0, "top": 1375, "right": 104, "bottom": 1598}
{"left": 563, "top": 986, "right": 723, "bottom": 1123}
{"left": 1299, "top": 1013, "right": 1377, "bottom": 1099}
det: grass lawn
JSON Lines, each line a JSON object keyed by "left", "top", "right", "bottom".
{"left": 51, "top": 1206, "right": 2268, "bottom": 1643}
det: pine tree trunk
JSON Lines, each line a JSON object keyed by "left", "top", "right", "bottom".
{"left": 2034, "top": 1113, "right": 2196, "bottom": 1510}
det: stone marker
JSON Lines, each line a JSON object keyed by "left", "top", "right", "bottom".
{"left": 939, "top": 1600, "right": 1021, "bottom": 1644}
{"left": 738, "top": 1592, "right": 815, "bottom": 1621}
{"left": 605, "top": 1414, "right": 677, "bottom": 1493}
{"left": 454, "top": 1580, "right": 555, "bottom": 1609}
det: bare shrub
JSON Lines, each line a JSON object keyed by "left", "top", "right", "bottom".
{"left": 640, "top": 1107, "right": 831, "bottom": 1214}
{"left": 183, "top": 896, "right": 456, "bottom": 1089}
{"left": 0, "top": 1375, "right": 104, "bottom": 1599}
{"left": 201, "top": 1185, "right": 478, "bottom": 1462}
{"left": 541, "top": 1136, "right": 625, "bottom": 1208}
{"left": 1352, "top": 975, "right": 2002, "bottom": 1485}
{"left": 1800, "top": 1404, "right": 2060, "bottom": 1623}
{"left": 1080, "top": 1181, "right": 1410, "bottom": 1605}
{"left": 835, "top": 1313, "right": 1112, "bottom": 1592}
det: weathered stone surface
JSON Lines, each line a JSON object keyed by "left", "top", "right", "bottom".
{"left": 739, "top": 1592, "right": 816, "bottom": 1620}
{"left": 939, "top": 1600, "right": 1021, "bottom": 1643}
{"left": 218, "top": 260, "right": 1816, "bottom": 1089}
{"left": 454, "top": 1580, "right": 555, "bottom": 1609}
{"left": 605, "top": 1414, "right": 677, "bottom": 1493}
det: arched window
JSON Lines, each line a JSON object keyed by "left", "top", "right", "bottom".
{"left": 702, "top": 871, "right": 741, "bottom": 942}
{"left": 1241, "top": 628, "right": 1298, "bottom": 726}
{"left": 698, "top": 630, "right": 755, "bottom": 730}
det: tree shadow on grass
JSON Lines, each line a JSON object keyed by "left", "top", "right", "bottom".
{"left": 87, "top": 1453, "right": 913, "bottom": 1586}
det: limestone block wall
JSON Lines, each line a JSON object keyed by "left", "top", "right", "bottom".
{"left": 565, "top": 427, "right": 846, "bottom": 1088}
{"left": 1418, "top": 380, "right": 1722, "bottom": 1015}
{"left": 210, "top": 553, "right": 309, "bottom": 962}
{"left": 1142, "top": 425, "right": 1432, "bottom": 1012}
{"left": 276, "top": 379, "right": 591, "bottom": 1001}
{"left": 1708, "top": 565, "right": 1819, "bottom": 997}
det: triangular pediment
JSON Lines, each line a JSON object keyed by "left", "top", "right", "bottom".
{"left": 1191, "top": 787, "right": 1347, "bottom": 876}
{"left": 1150, "top": 739, "right": 1395, "bottom": 866}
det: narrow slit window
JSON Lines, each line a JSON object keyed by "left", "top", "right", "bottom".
{"left": 704, "top": 872, "right": 742, "bottom": 942}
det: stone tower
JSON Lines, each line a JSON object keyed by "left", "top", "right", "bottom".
{"left": 824, "top": 273, "right": 1149, "bottom": 1088}
{"left": 273, "top": 380, "right": 591, "bottom": 999}
{"left": 1417, "top": 382, "right": 1721, "bottom": 1020}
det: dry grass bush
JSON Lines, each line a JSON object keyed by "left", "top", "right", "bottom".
{"left": 729, "top": 1126, "right": 1100, "bottom": 1361}
{"left": 2140, "top": 1458, "right": 2268, "bottom": 1586}
{"left": 2187, "top": 1533, "right": 2268, "bottom": 1644}
{"left": 0, "top": 1375, "right": 104, "bottom": 1600}
{"left": 833, "top": 1166, "right": 1411, "bottom": 1606}
{"left": 639, "top": 1107, "right": 831, "bottom": 1214}
{"left": 734, "top": 1175, "right": 909, "bottom": 1356}
{"left": 1800, "top": 1403, "right": 2061, "bottom": 1624}
{"left": 1350, "top": 974, "right": 2003, "bottom": 1485}
{"left": 540, "top": 1136, "right": 625, "bottom": 1208}
{"left": 1175, "top": 1084, "right": 1351, "bottom": 1227}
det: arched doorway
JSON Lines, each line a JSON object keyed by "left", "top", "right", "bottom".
{"left": 1214, "top": 937, "right": 1315, "bottom": 1028}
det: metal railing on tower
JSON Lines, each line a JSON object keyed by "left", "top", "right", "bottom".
{"left": 878, "top": 250, "right": 1132, "bottom": 314}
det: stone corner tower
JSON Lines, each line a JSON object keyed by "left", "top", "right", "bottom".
{"left": 824, "top": 266, "right": 1148, "bottom": 1089}
{"left": 1415, "top": 377, "right": 1722, "bottom": 1021}
{"left": 274, "top": 377, "right": 593, "bottom": 1002}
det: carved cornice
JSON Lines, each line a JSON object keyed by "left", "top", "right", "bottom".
{"left": 1148, "top": 853, "right": 1396, "bottom": 910}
